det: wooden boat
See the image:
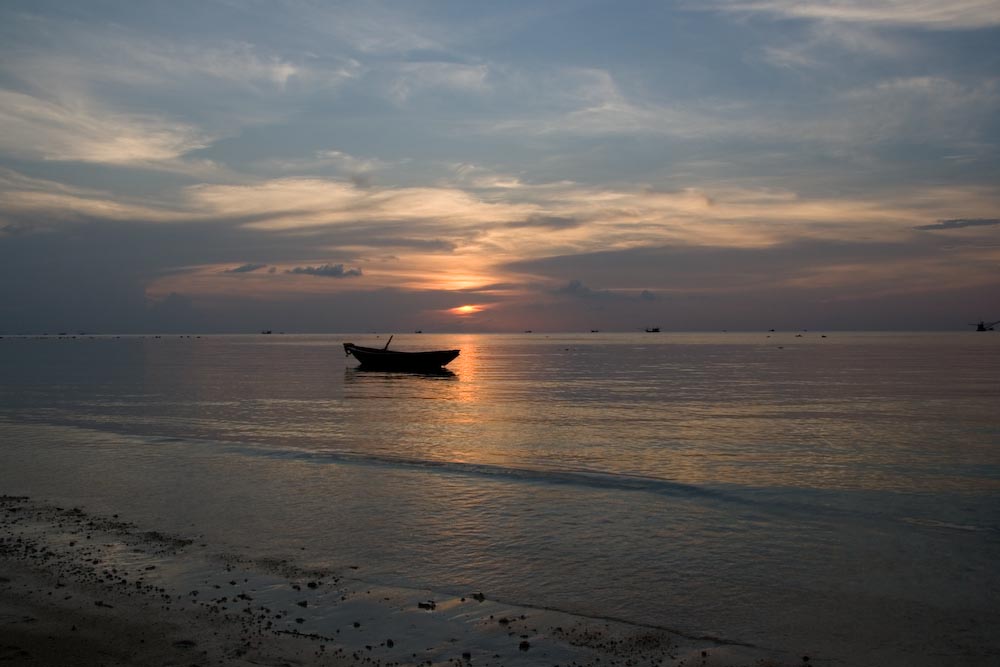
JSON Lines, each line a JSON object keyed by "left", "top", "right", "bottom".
{"left": 343, "top": 336, "right": 459, "bottom": 371}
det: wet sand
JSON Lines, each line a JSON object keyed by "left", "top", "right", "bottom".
{"left": 0, "top": 559, "right": 331, "bottom": 666}
{"left": 1, "top": 494, "right": 801, "bottom": 666}
{"left": 1, "top": 495, "right": 345, "bottom": 666}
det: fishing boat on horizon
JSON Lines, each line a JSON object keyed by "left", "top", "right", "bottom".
{"left": 343, "top": 336, "right": 460, "bottom": 371}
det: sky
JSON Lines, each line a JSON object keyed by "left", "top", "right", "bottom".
{"left": 1, "top": 0, "right": 998, "bottom": 333}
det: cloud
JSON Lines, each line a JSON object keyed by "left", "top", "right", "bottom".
{"left": 185, "top": 177, "right": 536, "bottom": 232}
{"left": 302, "top": 4, "right": 448, "bottom": 55}
{"left": 285, "top": 264, "right": 363, "bottom": 278}
{"left": 0, "top": 89, "right": 211, "bottom": 164}
{"left": 0, "top": 167, "right": 188, "bottom": 226}
{"left": 448, "top": 164, "right": 527, "bottom": 190}
{"left": 4, "top": 13, "right": 361, "bottom": 96}
{"left": 702, "top": 1, "right": 1000, "bottom": 30}
{"left": 314, "top": 150, "right": 396, "bottom": 172}
{"left": 485, "top": 68, "right": 715, "bottom": 139}
{"left": 554, "top": 280, "right": 662, "bottom": 302}
{"left": 254, "top": 150, "right": 414, "bottom": 187}
{"left": 388, "top": 62, "right": 491, "bottom": 104}
{"left": 458, "top": 282, "right": 523, "bottom": 293}
{"left": 838, "top": 76, "right": 1000, "bottom": 142}
{"left": 223, "top": 263, "right": 268, "bottom": 273}
{"left": 556, "top": 279, "right": 602, "bottom": 299}
{"left": 0, "top": 14, "right": 363, "bottom": 169}
{"left": 914, "top": 218, "right": 1000, "bottom": 230}
{"left": 483, "top": 58, "right": 999, "bottom": 159}
{"left": 8, "top": 17, "right": 312, "bottom": 91}
{"left": 757, "top": 21, "right": 907, "bottom": 72}
{"left": 506, "top": 234, "right": 1000, "bottom": 299}
{"left": 118, "top": 40, "right": 307, "bottom": 90}
{"left": 506, "top": 215, "right": 581, "bottom": 230}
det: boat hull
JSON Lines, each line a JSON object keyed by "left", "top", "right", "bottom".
{"left": 343, "top": 343, "right": 460, "bottom": 370}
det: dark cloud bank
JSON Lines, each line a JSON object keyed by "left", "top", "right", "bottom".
{"left": 915, "top": 218, "right": 1000, "bottom": 230}
{"left": 285, "top": 264, "right": 363, "bottom": 278}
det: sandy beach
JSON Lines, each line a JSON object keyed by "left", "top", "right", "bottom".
{"left": 1, "top": 494, "right": 799, "bottom": 667}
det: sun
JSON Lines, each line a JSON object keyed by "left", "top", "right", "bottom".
{"left": 450, "top": 304, "right": 484, "bottom": 315}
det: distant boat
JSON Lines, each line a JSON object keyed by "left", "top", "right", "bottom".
{"left": 344, "top": 336, "right": 459, "bottom": 371}
{"left": 970, "top": 320, "right": 999, "bottom": 331}
{"left": 644, "top": 327, "right": 660, "bottom": 333}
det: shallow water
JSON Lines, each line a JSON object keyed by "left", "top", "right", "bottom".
{"left": 2, "top": 332, "right": 999, "bottom": 665}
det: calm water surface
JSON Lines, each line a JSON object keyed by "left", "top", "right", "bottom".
{"left": 1, "top": 332, "right": 998, "bottom": 665}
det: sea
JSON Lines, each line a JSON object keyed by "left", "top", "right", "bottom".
{"left": 1, "top": 331, "right": 998, "bottom": 666}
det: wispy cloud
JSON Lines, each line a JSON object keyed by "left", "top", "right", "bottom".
{"left": 0, "top": 14, "right": 361, "bottom": 168}
{"left": 312, "top": 150, "right": 396, "bottom": 174}
{"left": 388, "top": 62, "right": 491, "bottom": 103}
{"left": 301, "top": 4, "right": 449, "bottom": 55}
{"left": 0, "top": 90, "right": 211, "bottom": 164}
{"left": 758, "top": 21, "right": 908, "bottom": 72}
{"left": 485, "top": 68, "right": 718, "bottom": 138}
{"left": 5, "top": 14, "right": 358, "bottom": 94}
{"left": 505, "top": 215, "right": 581, "bottom": 230}
{"left": 830, "top": 76, "right": 1000, "bottom": 149}
{"left": 223, "top": 263, "right": 268, "bottom": 273}
{"left": 703, "top": 1, "right": 1000, "bottom": 30}
{"left": 449, "top": 163, "right": 527, "bottom": 190}
{"left": 0, "top": 168, "right": 187, "bottom": 226}
{"left": 481, "top": 65, "right": 1000, "bottom": 153}
{"left": 184, "top": 178, "right": 536, "bottom": 232}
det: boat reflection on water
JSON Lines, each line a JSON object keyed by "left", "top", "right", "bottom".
{"left": 345, "top": 365, "right": 456, "bottom": 379}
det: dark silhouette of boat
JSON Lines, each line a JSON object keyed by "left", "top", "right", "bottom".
{"left": 970, "top": 320, "right": 999, "bottom": 331}
{"left": 644, "top": 327, "right": 660, "bottom": 333}
{"left": 343, "top": 336, "right": 459, "bottom": 370}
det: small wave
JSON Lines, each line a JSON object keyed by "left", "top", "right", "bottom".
{"left": 224, "top": 442, "right": 737, "bottom": 501}
{"left": 194, "top": 440, "right": 1000, "bottom": 532}
{"left": 900, "top": 516, "right": 998, "bottom": 533}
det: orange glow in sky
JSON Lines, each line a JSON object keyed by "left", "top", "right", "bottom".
{"left": 451, "top": 304, "right": 484, "bottom": 316}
